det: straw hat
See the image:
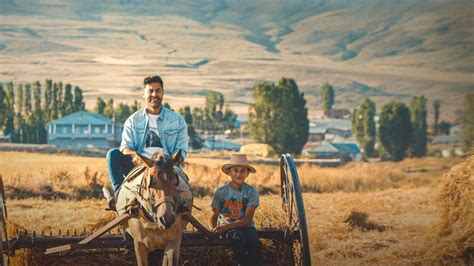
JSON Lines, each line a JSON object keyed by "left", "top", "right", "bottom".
{"left": 221, "top": 154, "right": 256, "bottom": 175}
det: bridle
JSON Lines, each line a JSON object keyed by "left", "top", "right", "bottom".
{"left": 132, "top": 166, "right": 179, "bottom": 225}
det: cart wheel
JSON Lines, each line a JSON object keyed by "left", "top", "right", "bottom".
{"left": 280, "top": 154, "right": 311, "bottom": 266}
{"left": 0, "top": 175, "right": 9, "bottom": 266}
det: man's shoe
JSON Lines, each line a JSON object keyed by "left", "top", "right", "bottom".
{"left": 102, "top": 186, "right": 116, "bottom": 211}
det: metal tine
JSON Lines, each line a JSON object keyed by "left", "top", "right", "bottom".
{"left": 32, "top": 231, "right": 36, "bottom": 238}
{"left": 82, "top": 227, "right": 87, "bottom": 236}
{"left": 58, "top": 229, "right": 61, "bottom": 236}
{"left": 74, "top": 229, "right": 77, "bottom": 236}
{"left": 41, "top": 230, "right": 45, "bottom": 236}
{"left": 66, "top": 229, "right": 70, "bottom": 236}
{"left": 49, "top": 230, "right": 52, "bottom": 236}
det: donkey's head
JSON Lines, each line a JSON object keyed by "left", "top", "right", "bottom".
{"left": 135, "top": 151, "right": 182, "bottom": 229}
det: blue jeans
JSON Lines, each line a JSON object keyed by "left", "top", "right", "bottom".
{"left": 224, "top": 227, "right": 261, "bottom": 266}
{"left": 106, "top": 148, "right": 134, "bottom": 192}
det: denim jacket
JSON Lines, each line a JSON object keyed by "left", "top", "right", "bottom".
{"left": 120, "top": 107, "right": 188, "bottom": 161}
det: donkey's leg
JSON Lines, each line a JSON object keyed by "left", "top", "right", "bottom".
{"left": 134, "top": 240, "right": 150, "bottom": 266}
{"left": 163, "top": 240, "right": 181, "bottom": 266}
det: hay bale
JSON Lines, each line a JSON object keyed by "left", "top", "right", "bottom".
{"left": 426, "top": 154, "right": 474, "bottom": 263}
{"left": 240, "top": 143, "right": 275, "bottom": 158}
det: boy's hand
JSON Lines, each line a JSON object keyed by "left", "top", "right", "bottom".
{"left": 211, "top": 224, "right": 229, "bottom": 235}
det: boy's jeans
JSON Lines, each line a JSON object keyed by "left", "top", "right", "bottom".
{"left": 224, "top": 227, "right": 262, "bottom": 266}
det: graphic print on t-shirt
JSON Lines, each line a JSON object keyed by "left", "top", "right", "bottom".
{"left": 143, "top": 113, "right": 164, "bottom": 159}
{"left": 222, "top": 197, "right": 249, "bottom": 220}
{"left": 145, "top": 130, "right": 162, "bottom": 148}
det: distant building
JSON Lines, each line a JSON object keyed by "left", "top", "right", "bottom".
{"left": 324, "top": 108, "right": 351, "bottom": 119}
{"left": 202, "top": 135, "right": 242, "bottom": 151}
{"left": 0, "top": 130, "right": 11, "bottom": 143}
{"left": 47, "top": 111, "right": 123, "bottom": 148}
{"left": 431, "top": 124, "right": 461, "bottom": 145}
{"left": 308, "top": 119, "right": 352, "bottom": 141}
{"left": 304, "top": 141, "right": 361, "bottom": 162}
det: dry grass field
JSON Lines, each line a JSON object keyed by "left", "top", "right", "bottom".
{"left": 1, "top": 151, "right": 472, "bottom": 265}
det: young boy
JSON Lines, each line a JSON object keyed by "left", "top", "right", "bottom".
{"left": 210, "top": 154, "right": 261, "bottom": 266}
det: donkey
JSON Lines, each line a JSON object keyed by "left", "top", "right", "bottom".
{"left": 114, "top": 152, "right": 190, "bottom": 266}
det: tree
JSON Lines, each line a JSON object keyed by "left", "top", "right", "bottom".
{"left": 43, "top": 79, "right": 53, "bottom": 122}
{"left": 14, "top": 84, "right": 25, "bottom": 142}
{"left": 460, "top": 93, "right": 474, "bottom": 151}
{"left": 57, "top": 81, "right": 63, "bottom": 117}
{"left": 103, "top": 98, "right": 114, "bottom": 118}
{"left": 409, "top": 96, "right": 428, "bottom": 157}
{"left": 23, "top": 84, "right": 33, "bottom": 143}
{"left": 248, "top": 77, "right": 309, "bottom": 154}
{"left": 352, "top": 98, "right": 376, "bottom": 157}
{"left": 73, "top": 86, "right": 85, "bottom": 112}
{"left": 51, "top": 82, "right": 60, "bottom": 119}
{"left": 0, "top": 83, "right": 4, "bottom": 128}
{"left": 131, "top": 100, "right": 140, "bottom": 113}
{"left": 4, "top": 82, "right": 15, "bottom": 137}
{"left": 192, "top": 90, "right": 236, "bottom": 132}
{"left": 33, "top": 81, "right": 46, "bottom": 143}
{"left": 378, "top": 101, "right": 412, "bottom": 161}
{"left": 63, "top": 83, "right": 74, "bottom": 115}
{"left": 433, "top": 99, "right": 440, "bottom": 135}
{"left": 115, "top": 103, "right": 131, "bottom": 123}
{"left": 94, "top": 97, "right": 106, "bottom": 115}
{"left": 179, "top": 106, "right": 202, "bottom": 150}
{"left": 321, "top": 82, "right": 335, "bottom": 112}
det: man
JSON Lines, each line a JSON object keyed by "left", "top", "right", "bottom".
{"left": 106, "top": 75, "right": 188, "bottom": 194}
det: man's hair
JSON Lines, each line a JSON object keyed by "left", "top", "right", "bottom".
{"left": 143, "top": 75, "right": 164, "bottom": 87}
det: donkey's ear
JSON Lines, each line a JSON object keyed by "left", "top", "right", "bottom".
{"left": 172, "top": 150, "right": 183, "bottom": 165}
{"left": 135, "top": 152, "right": 154, "bottom": 168}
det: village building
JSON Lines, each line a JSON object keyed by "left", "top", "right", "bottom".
{"left": 47, "top": 111, "right": 123, "bottom": 148}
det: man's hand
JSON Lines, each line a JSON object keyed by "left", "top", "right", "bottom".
{"left": 122, "top": 148, "right": 142, "bottom": 166}
{"left": 131, "top": 153, "right": 142, "bottom": 166}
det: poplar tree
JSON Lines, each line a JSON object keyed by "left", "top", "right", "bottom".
{"left": 248, "top": 77, "right": 309, "bottom": 154}
{"left": 352, "top": 98, "right": 376, "bottom": 157}
{"left": 433, "top": 99, "right": 440, "bottom": 135}
{"left": 409, "top": 96, "right": 428, "bottom": 157}
{"left": 115, "top": 103, "right": 130, "bottom": 123}
{"left": 131, "top": 100, "right": 140, "bottom": 113}
{"left": 43, "top": 79, "right": 53, "bottom": 122}
{"left": 14, "top": 84, "right": 24, "bottom": 143}
{"left": 23, "top": 84, "right": 34, "bottom": 142}
{"left": 63, "top": 83, "right": 74, "bottom": 115}
{"left": 51, "top": 82, "right": 59, "bottom": 119}
{"left": 321, "top": 82, "right": 335, "bottom": 112}
{"left": 179, "top": 106, "right": 202, "bottom": 150}
{"left": 4, "top": 82, "right": 15, "bottom": 137}
{"left": 103, "top": 98, "right": 114, "bottom": 118}
{"left": 57, "top": 81, "right": 63, "bottom": 117}
{"left": 73, "top": 86, "right": 85, "bottom": 112}
{"left": 94, "top": 97, "right": 106, "bottom": 115}
{"left": 378, "top": 101, "right": 412, "bottom": 161}
{"left": 460, "top": 93, "right": 474, "bottom": 151}
{"left": 33, "top": 81, "right": 46, "bottom": 143}
{"left": 0, "top": 83, "right": 4, "bottom": 128}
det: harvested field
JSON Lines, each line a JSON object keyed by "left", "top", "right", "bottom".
{"left": 1, "top": 151, "right": 471, "bottom": 264}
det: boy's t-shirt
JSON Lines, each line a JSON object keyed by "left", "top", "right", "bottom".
{"left": 211, "top": 183, "right": 259, "bottom": 228}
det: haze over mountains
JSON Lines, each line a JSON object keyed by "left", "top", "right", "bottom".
{"left": 1, "top": 0, "right": 473, "bottom": 119}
